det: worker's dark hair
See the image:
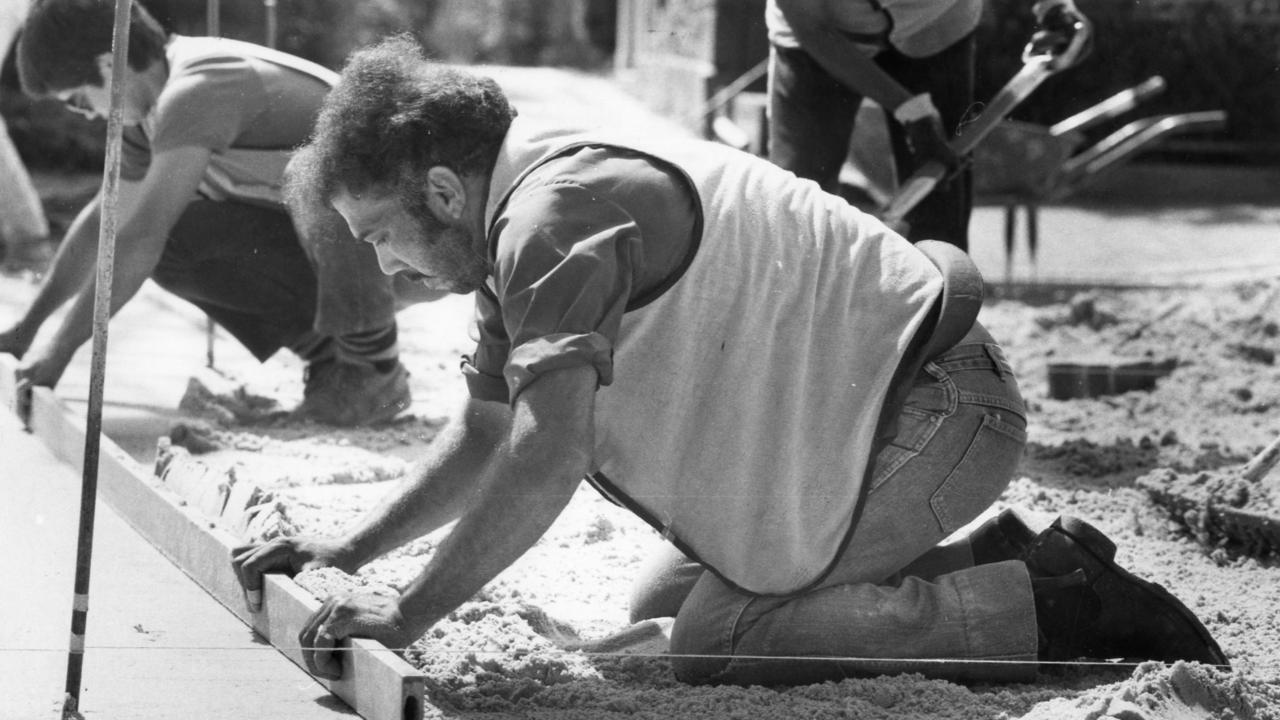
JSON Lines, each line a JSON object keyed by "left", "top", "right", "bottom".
{"left": 16, "top": 0, "right": 168, "bottom": 97}
{"left": 287, "top": 34, "right": 516, "bottom": 216}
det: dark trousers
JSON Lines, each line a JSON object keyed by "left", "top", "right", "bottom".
{"left": 152, "top": 199, "right": 397, "bottom": 362}
{"left": 152, "top": 200, "right": 319, "bottom": 362}
{"left": 768, "top": 35, "right": 976, "bottom": 250}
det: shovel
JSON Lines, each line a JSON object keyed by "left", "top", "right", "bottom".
{"left": 879, "top": 0, "right": 1093, "bottom": 230}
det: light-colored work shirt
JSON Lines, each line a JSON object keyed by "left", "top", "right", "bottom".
{"left": 121, "top": 35, "right": 336, "bottom": 208}
{"left": 767, "top": 0, "right": 982, "bottom": 58}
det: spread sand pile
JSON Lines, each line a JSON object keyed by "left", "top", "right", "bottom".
{"left": 184, "top": 280, "right": 1280, "bottom": 718}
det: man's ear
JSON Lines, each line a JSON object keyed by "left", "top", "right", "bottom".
{"left": 424, "top": 166, "right": 468, "bottom": 221}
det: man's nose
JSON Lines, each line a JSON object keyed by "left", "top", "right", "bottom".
{"left": 375, "top": 245, "right": 407, "bottom": 275}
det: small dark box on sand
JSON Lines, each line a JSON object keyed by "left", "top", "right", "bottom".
{"left": 1047, "top": 355, "right": 1175, "bottom": 400}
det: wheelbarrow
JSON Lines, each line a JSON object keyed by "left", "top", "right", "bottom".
{"left": 879, "top": 0, "right": 1096, "bottom": 227}
{"left": 969, "top": 77, "right": 1228, "bottom": 281}
{"left": 877, "top": 0, "right": 1227, "bottom": 281}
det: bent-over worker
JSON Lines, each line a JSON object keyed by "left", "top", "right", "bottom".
{"left": 232, "top": 37, "right": 1226, "bottom": 684}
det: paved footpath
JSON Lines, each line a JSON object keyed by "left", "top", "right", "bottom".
{"left": 968, "top": 202, "right": 1280, "bottom": 287}
{"left": 1, "top": 407, "right": 356, "bottom": 719}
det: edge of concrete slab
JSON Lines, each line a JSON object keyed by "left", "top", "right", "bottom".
{"left": 1, "top": 353, "right": 428, "bottom": 720}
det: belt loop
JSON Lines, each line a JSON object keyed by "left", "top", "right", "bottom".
{"left": 984, "top": 344, "right": 1005, "bottom": 379}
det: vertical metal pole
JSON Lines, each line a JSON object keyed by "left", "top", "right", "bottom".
{"left": 206, "top": 0, "right": 220, "bottom": 36}
{"left": 206, "top": 319, "right": 216, "bottom": 368}
{"left": 205, "top": 0, "right": 221, "bottom": 368}
{"left": 264, "top": 0, "right": 278, "bottom": 49}
{"left": 62, "top": 0, "right": 132, "bottom": 715}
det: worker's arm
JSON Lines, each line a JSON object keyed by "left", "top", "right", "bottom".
{"left": 11, "top": 146, "right": 211, "bottom": 388}
{"left": 296, "top": 364, "right": 596, "bottom": 679}
{"left": 230, "top": 393, "right": 511, "bottom": 607}
{"left": 775, "top": 0, "right": 913, "bottom": 113}
{"left": 0, "top": 191, "right": 108, "bottom": 357}
{"left": 775, "top": 0, "right": 960, "bottom": 172}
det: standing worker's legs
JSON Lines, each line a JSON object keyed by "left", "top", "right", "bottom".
{"left": 665, "top": 324, "right": 1039, "bottom": 685}
{"left": 881, "top": 34, "right": 976, "bottom": 250}
{"left": 767, "top": 45, "right": 862, "bottom": 193}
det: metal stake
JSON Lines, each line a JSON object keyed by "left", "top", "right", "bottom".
{"left": 264, "top": 0, "right": 278, "bottom": 48}
{"left": 62, "top": 0, "right": 132, "bottom": 716}
{"left": 204, "top": 0, "right": 221, "bottom": 369}
{"left": 206, "top": 0, "right": 220, "bottom": 36}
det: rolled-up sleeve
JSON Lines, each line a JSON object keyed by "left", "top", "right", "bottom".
{"left": 468, "top": 182, "right": 643, "bottom": 405}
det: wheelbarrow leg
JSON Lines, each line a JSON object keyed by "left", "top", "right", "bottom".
{"left": 1004, "top": 204, "right": 1017, "bottom": 284}
{"left": 206, "top": 317, "right": 217, "bottom": 369}
{"left": 1026, "top": 203, "right": 1039, "bottom": 279}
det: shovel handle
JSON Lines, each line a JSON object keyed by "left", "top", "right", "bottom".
{"left": 1242, "top": 434, "right": 1280, "bottom": 484}
{"left": 1027, "top": 0, "right": 1093, "bottom": 71}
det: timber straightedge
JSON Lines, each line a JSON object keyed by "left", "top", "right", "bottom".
{"left": 0, "top": 353, "right": 427, "bottom": 720}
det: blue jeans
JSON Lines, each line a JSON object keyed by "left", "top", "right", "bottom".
{"left": 151, "top": 200, "right": 396, "bottom": 361}
{"left": 630, "top": 322, "right": 1038, "bottom": 684}
{"left": 768, "top": 36, "right": 975, "bottom": 250}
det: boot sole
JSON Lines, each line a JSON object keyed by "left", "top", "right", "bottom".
{"left": 1050, "top": 517, "right": 1229, "bottom": 667}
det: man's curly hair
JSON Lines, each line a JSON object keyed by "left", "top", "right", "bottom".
{"left": 287, "top": 34, "right": 516, "bottom": 229}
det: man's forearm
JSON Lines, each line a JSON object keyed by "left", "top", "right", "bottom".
{"left": 394, "top": 434, "right": 585, "bottom": 635}
{"left": 787, "top": 22, "right": 912, "bottom": 112}
{"left": 391, "top": 366, "right": 596, "bottom": 637}
{"left": 17, "top": 199, "right": 102, "bottom": 333}
{"left": 337, "top": 400, "right": 509, "bottom": 569}
{"left": 46, "top": 230, "right": 168, "bottom": 360}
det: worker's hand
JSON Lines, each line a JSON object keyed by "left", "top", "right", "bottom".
{"left": 1029, "top": 0, "right": 1093, "bottom": 68}
{"left": 894, "top": 94, "right": 962, "bottom": 177}
{"left": 230, "top": 536, "right": 353, "bottom": 612}
{"left": 15, "top": 343, "right": 73, "bottom": 393}
{"left": 299, "top": 591, "right": 415, "bottom": 680}
{"left": 0, "top": 322, "right": 36, "bottom": 360}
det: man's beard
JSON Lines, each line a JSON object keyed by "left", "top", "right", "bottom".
{"left": 405, "top": 198, "right": 492, "bottom": 293}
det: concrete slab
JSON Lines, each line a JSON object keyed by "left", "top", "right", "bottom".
{"left": 1, "top": 408, "right": 357, "bottom": 719}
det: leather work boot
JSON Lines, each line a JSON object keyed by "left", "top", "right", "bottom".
{"left": 294, "top": 358, "right": 412, "bottom": 427}
{"left": 1026, "top": 516, "right": 1228, "bottom": 666}
{"left": 968, "top": 508, "right": 1060, "bottom": 565}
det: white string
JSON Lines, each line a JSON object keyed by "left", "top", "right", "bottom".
{"left": 0, "top": 645, "right": 1268, "bottom": 673}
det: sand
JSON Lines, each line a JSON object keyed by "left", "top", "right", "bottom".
{"left": 148, "top": 278, "right": 1280, "bottom": 719}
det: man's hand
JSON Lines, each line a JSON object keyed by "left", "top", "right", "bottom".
{"left": 0, "top": 323, "right": 36, "bottom": 360}
{"left": 15, "top": 342, "right": 75, "bottom": 392}
{"left": 1029, "top": 0, "right": 1093, "bottom": 70}
{"left": 894, "top": 94, "right": 962, "bottom": 177}
{"left": 299, "top": 591, "right": 415, "bottom": 680}
{"left": 230, "top": 536, "right": 353, "bottom": 612}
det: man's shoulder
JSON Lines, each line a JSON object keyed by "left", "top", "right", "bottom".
{"left": 166, "top": 35, "right": 255, "bottom": 72}
{"left": 165, "top": 35, "right": 334, "bottom": 86}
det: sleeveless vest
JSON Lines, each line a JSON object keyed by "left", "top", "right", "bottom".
{"left": 484, "top": 118, "right": 943, "bottom": 594}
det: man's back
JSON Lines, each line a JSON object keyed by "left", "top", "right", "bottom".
{"left": 122, "top": 36, "right": 334, "bottom": 207}
{"left": 472, "top": 121, "right": 945, "bottom": 593}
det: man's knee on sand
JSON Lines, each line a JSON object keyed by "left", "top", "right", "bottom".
{"left": 664, "top": 571, "right": 788, "bottom": 685}
{"left": 668, "top": 599, "right": 734, "bottom": 684}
